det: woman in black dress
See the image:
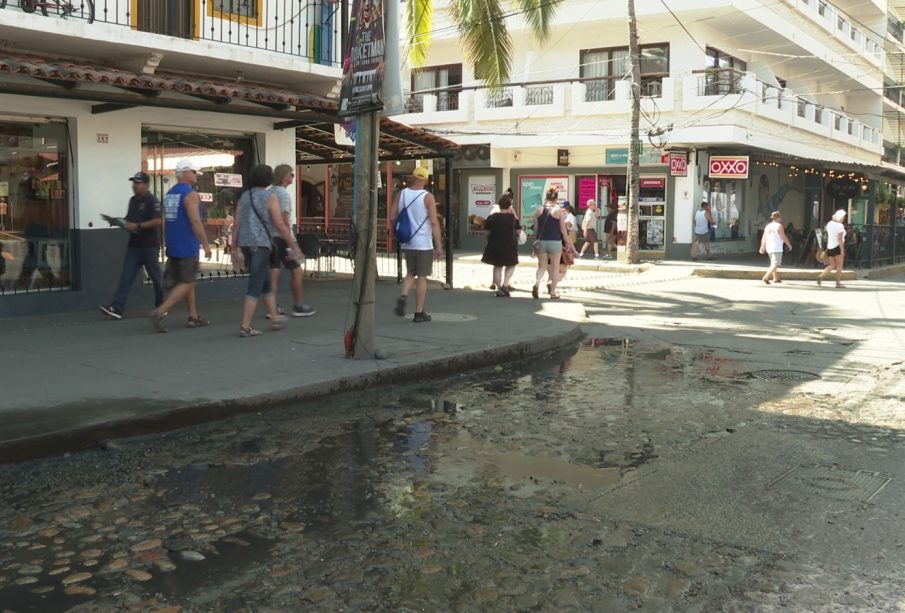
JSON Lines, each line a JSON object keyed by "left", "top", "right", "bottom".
{"left": 482, "top": 193, "right": 520, "bottom": 297}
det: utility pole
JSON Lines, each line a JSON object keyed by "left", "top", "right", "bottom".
{"left": 350, "top": 111, "right": 380, "bottom": 358}
{"left": 624, "top": 0, "right": 641, "bottom": 265}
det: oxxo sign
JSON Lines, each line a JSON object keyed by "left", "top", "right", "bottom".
{"left": 669, "top": 152, "right": 688, "bottom": 177}
{"left": 709, "top": 155, "right": 749, "bottom": 179}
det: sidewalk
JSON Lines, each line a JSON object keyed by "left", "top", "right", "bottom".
{"left": 0, "top": 279, "right": 582, "bottom": 462}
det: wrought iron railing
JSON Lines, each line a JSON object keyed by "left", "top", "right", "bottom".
{"left": 696, "top": 69, "right": 745, "bottom": 96}
{"left": 485, "top": 88, "right": 514, "bottom": 108}
{"left": 1, "top": 0, "right": 341, "bottom": 66}
{"left": 525, "top": 85, "right": 554, "bottom": 105}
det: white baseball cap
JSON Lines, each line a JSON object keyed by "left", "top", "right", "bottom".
{"left": 175, "top": 159, "right": 204, "bottom": 175}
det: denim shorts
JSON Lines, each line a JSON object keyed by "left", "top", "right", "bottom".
{"left": 536, "top": 239, "right": 563, "bottom": 255}
{"left": 242, "top": 246, "right": 273, "bottom": 300}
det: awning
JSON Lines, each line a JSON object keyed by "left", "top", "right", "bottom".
{"left": 0, "top": 53, "right": 457, "bottom": 164}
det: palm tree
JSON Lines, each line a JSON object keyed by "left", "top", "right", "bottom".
{"left": 406, "top": 0, "right": 561, "bottom": 90}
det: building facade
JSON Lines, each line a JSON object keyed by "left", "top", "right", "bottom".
{"left": 401, "top": 0, "right": 905, "bottom": 266}
{"left": 0, "top": 0, "right": 343, "bottom": 316}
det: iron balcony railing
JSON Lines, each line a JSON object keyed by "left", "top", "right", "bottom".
{"left": 0, "top": 0, "right": 341, "bottom": 66}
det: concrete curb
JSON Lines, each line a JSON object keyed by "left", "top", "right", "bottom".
{"left": 0, "top": 325, "right": 584, "bottom": 464}
{"left": 691, "top": 268, "right": 858, "bottom": 281}
{"left": 863, "top": 263, "right": 905, "bottom": 280}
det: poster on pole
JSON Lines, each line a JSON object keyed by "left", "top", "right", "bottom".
{"left": 338, "top": 0, "right": 386, "bottom": 118}
{"left": 467, "top": 175, "right": 496, "bottom": 232}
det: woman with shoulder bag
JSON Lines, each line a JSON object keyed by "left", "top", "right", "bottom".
{"left": 231, "top": 165, "right": 304, "bottom": 337}
{"left": 532, "top": 188, "right": 575, "bottom": 299}
{"left": 481, "top": 193, "right": 520, "bottom": 297}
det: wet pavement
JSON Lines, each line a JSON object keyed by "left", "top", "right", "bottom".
{"left": 4, "top": 331, "right": 905, "bottom": 612}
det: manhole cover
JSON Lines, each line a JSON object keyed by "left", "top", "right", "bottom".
{"left": 750, "top": 369, "right": 820, "bottom": 382}
{"left": 425, "top": 313, "right": 477, "bottom": 322}
{"left": 769, "top": 465, "right": 891, "bottom": 502}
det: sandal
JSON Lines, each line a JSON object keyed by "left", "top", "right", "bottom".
{"left": 239, "top": 326, "right": 262, "bottom": 337}
{"left": 270, "top": 315, "right": 287, "bottom": 331}
{"left": 835, "top": 283, "right": 846, "bottom": 288}
{"left": 187, "top": 315, "right": 210, "bottom": 328}
{"left": 763, "top": 279, "right": 770, "bottom": 285}
{"left": 550, "top": 292, "right": 561, "bottom": 300}
{"left": 531, "top": 285, "right": 539, "bottom": 299}
{"left": 817, "top": 278, "right": 822, "bottom": 286}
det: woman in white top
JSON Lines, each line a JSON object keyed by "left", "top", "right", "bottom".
{"left": 818, "top": 209, "right": 847, "bottom": 288}
{"left": 758, "top": 210, "right": 792, "bottom": 285}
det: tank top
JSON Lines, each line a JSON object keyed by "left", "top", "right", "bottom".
{"left": 764, "top": 221, "right": 784, "bottom": 253}
{"left": 163, "top": 182, "right": 200, "bottom": 258}
{"left": 537, "top": 206, "right": 561, "bottom": 240}
{"left": 694, "top": 210, "right": 710, "bottom": 234}
{"left": 399, "top": 188, "right": 432, "bottom": 251}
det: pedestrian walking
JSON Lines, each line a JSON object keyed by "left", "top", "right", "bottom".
{"left": 481, "top": 193, "right": 520, "bottom": 297}
{"left": 268, "top": 164, "right": 316, "bottom": 318}
{"left": 563, "top": 203, "right": 578, "bottom": 246}
{"left": 603, "top": 202, "right": 618, "bottom": 258}
{"left": 691, "top": 200, "right": 715, "bottom": 261}
{"left": 578, "top": 199, "right": 601, "bottom": 258}
{"left": 532, "top": 187, "right": 572, "bottom": 300}
{"left": 759, "top": 210, "right": 792, "bottom": 285}
{"left": 818, "top": 209, "right": 848, "bottom": 288}
{"left": 100, "top": 172, "right": 164, "bottom": 320}
{"left": 231, "top": 165, "right": 304, "bottom": 337}
{"left": 150, "top": 160, "right": 211, "bottom": 333}
{"left": 392, "top": 167, "right": 443, "bottom": 322}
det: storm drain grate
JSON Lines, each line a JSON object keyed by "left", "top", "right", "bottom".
{"left": 750, "top": 369, "right": 820, "bottom": 383}
{"left": 769, "top": 465, "right": 891, "bottom": 502}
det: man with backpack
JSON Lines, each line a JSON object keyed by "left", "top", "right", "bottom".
{"left": 391, "top": 167, "right": 442, "bottom": 322}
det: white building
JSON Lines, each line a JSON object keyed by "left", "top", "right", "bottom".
{"left": 402, "top": 0, "right": 905, "bottom": 264}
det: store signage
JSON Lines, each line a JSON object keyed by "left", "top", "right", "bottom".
{"left": 467, "top": 175, "right": 495, "bottom": 231}
{"left": 198, "top": 192, "right": 213, "bottom": 203}
{"left": 639, "top": 177, "right": 666, "bottom": 188}
{"left": 577, "top": 176, "right": 597, "bottom": 209}
{"left": 96, "top": 133, "right": 109, "bottom": 144}
{"left": 606, "top": 149, "right": 629, "bottom": 165}
{"left": 214, "top": 173, "right": 243, "bottom": 188}
{"left": 825, "top": 178, "right": 860, "bottom": 198}
{"left": 709, "top": 155, "right": 749, "bottom": 179}
{"left": 338, "top": 0, "right": 386, "bottom": 117}
{"left": 519, "top": 175, "right": 570, "bottom": 221}
{"left": 557, "top": 149, "right": 570, "bottom": 167}
{"left": 669, "top": 152, "right": 688, "bottom": 176}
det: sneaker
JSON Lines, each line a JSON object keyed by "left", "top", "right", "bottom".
{"left": 266, "top": 305, "right": 286, "bottom": 320}
{"left": 150, "top": 310, "right": 168, "bottom": 333}
{"left": 187, "top": 316, "right": 210, "bottom": 328}
{"left": 394, "top": 295, "right": 407, "bottom": 317}
{"left": 594, "top": 254, "right": 601, "bottom": 259}
{"left": 292, "top": 304, "right": 317, "bottom": 318}
{"left": 99, "top": 305, "right": 122, "bottom": 320}
{"left": 413, "top": 312, "right": 432, "bottom": 323}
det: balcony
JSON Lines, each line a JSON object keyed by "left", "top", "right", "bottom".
{"left": 784, "top": 0, "right": 883, "bottom": 65}
{"left": 0, "top": 0, "right": 341, "bottom": 88}
{"left": 401, "top": 73, "right": 879, "bottom": 156}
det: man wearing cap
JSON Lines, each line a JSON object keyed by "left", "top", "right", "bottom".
{"left": 99, "top": 172, "right": 164, "bottom": 320}
{"left": 391, "top": 166, "right": 442, "bottom": 322}
{"left": 150, "top": 160, "right": 212, "bottom": 332}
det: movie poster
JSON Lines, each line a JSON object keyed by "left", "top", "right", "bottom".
{"left": 338, "top": 0, "right": 386, "bottom": 117}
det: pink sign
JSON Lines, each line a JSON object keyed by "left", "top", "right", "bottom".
{"left": 577, "top": 176, "right": 597, "bottom": 210}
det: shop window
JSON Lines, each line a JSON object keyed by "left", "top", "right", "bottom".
{"left": 704, "top": 180, "right": 744, "bottom": 240}
{"left": 409, "top": 64, "right": 462, "bottom": 113}
{"left": 141, "top": 130, "right": 254, "bottom": 259}
{"left": 0, "top": 121, "right": 71, "bottom": 292}
{"left": 580, "top": 44, "right": 668, "bottom": 102}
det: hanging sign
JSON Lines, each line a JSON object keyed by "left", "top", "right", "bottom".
{"left": 557, "top": 149, "right": 570, "bottom": 167}
{"left": 338, "top": 0, "right": 386, "bottom": 117}
{"left": 214, "top": 173, "right": 243, "bottom": 188}
{"left": 669, "top": 152, "right": 688, "bottom": 176}
{"left": 709, "top": 155, "right": 749, "bottom": 179}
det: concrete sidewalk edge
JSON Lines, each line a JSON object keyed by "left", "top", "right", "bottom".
{"left": 0, "top": 325, "right": 584, "bottom": 464}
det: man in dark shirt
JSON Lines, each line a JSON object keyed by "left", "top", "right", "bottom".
{"left": 604, "top": 203, "right": 618, "bottom": 258}
{"left": 99, "top": 172, "right": 164, "bottom": 319}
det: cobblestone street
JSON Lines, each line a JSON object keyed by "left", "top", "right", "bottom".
{"left": 2, "top": 273, "right": 905, "bottom": 612}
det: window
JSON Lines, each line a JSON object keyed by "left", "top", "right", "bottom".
{"left": 209, "top": 0, "right": 262, "bottom": 26}
{"left": 580, "top": 44, "right": 668, "bottom": 102}
{"left": 0, "top": 121, "right": 72, "bottom": 292}
{"left": 703, "top": 47, "right": 746, "bottom": 95}
{"left": 410, "top": 64, "right": 462, "bottom": 112}
{"left": 798, "top": 98, "right": 807, "bottom": 118}
{"left": 815, "top": 106, "right": 824, "bottom": 124}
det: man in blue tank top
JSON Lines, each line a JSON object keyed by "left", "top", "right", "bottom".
{"left": 150, "top": 160, "right": 212, "bottom": 332}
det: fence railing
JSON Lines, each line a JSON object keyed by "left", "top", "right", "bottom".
{"left": 695, "top": 69, "right": 745, "bottom": 96}
{"left": 1, "top": 0, "right": 341, "bottom": 66}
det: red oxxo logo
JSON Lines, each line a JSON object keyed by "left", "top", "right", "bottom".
{"left": 709, "top": 156, "right": 749, "bottom": 179}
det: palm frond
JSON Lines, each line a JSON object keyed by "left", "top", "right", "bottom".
{"left": 451, "top": 0, "right": 512, "bottom": 91}
{"left": 513, "top": 0, "right": 561, "bottom": 42}
{"left": 406, "top": 0, "right": 434, "bottom": 68}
